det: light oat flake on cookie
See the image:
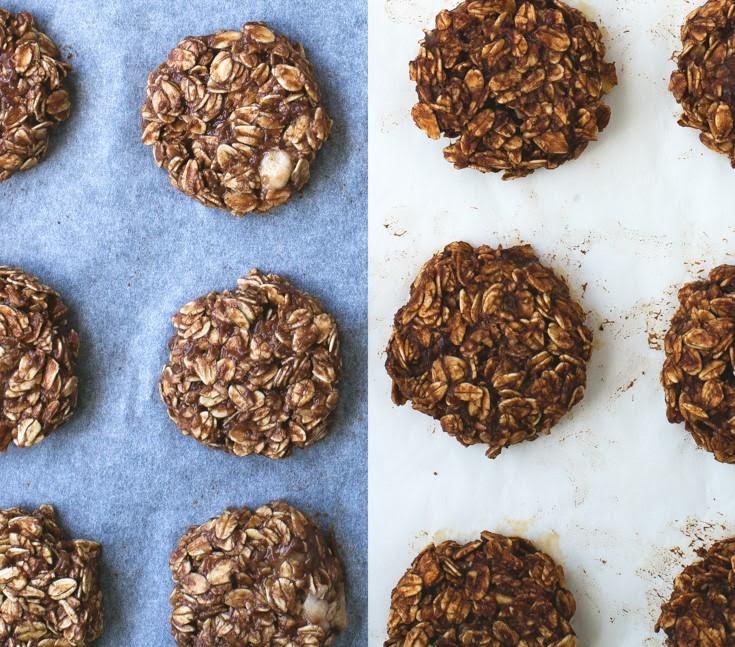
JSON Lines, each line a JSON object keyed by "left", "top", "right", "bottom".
{"left": 0, "top": 9, "right": 72, "bottom": 181}
{"left": 0, "top": 505, "right": 103, "bottom": 646}
{"left": 386, "top": 532, "right": 578, "bottom": 646}
{"left": 141, "top": 22, "right": 331, "bottom": 216}
{"left": 0, "top": 267, "right": 79, "bottom": 452}
{"left": 385, "top": 242, "right": 592, "bottom": 459}
{"left": 169, "top": 502, "right": 347, "bottom": 647}
{"left": 159, "top": 269, "right": 341, "bottom": 458}
{"left": 409, "top": 0, "right": 617, "bottom": 178}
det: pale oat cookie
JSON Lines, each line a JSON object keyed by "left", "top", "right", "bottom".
{"left": 385, "top": 242, "right": 592, "bottom": 459}
{"left": 141, "top": 22, "right": 331, "bottom": 216}
{"left": 662, "top": 265, "right": 735, "bottom": 463}
{"left": 0, "top": 505, "right": 103, "bottom": 646}
{"left": 410, "top": 0, "right": 617, "bottom": 178}
{"left": 670, "top": 0, "right": 735, "bottom": 166}
{"left": 656, "top": 536, "right": 735, "bottom": 646}
{"left": 386, "top": 532, "right": 577, "bottom": 647}
{"left": 159, "top": 269, "right": 341, "bottom": 459}
{"left": 0, "top": 9, "right": 72, "bottom": 181}
{"left": 0, "top": 267, "right": 79, "bottom": 452}
{"left": 169, "top": 502, "right": 347, "bottom": 647}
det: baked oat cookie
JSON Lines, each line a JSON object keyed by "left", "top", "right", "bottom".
{"left": 385, "top": 242, "right": 592, "bottom": 459}
{"left": 169, "top": 502, "right": 347, "bottom": 646}
{"left": 662, "top": 265, "right": 735, "bottom": 463}
{"left": 160, "top": 269, "right": 341, "bottom": 459}
{"left": 670, "top": 0, "right": 735, "bottom": 166}
{"left": 656, "top": 536, "right": 735, "bottom": 646}
{"left": 141, "top": 22, "right": 331, "bottom": 216}
{"left": 0, "top": 505, "right": 103, "bottom": 646}
{"left": 409, "top": 0, "right": 617, "bottom": 179}
{"left": 386, "top": 532, "right": 577, "bottom": 647}
{"left": 0, "top": 267, "right": 79, "bottom": 452}
{"left": 0, "top": 10, "right": 72, "bottom": 181}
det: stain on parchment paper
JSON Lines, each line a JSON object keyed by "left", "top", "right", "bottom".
{"left": 638, "top": 516, "right": 730, "bottom": 630}
{"left": 385, "top": 0, "right": 440, "bottom": 27}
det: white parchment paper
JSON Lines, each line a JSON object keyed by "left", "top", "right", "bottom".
{"left": 369, "top": 1, "right": 735, "bottom": 644}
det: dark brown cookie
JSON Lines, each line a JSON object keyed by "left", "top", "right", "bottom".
{"left": 0, "top": 10, "right": 71, "bottom": 181}
{"left": 385, "top": 242, "right": 592, "bottom": 459}
{"left": 409, "top": 0, "right": 617, "bottom": 179}
{"left": 0, "top": 267, "right": 79, "bottom": 452}
{"left": 662, "top": 265, "right": 735, "bottom": 463}
{"left": 160, "top": 269, "right": 341, "bottom": 459}
{"left": 386, "top": 532, "right": 577, "bottom": 647}
{"left": 141, "top": 22, "right": 331, "bottom": 216}
{"left": 169, "top": 502, "right": 347, "bottom": 647}
{"left": 656, "top": 536, "right": 735, "bottom": 646}
{"left": 0, "top": 505, "right": 103, "bottom": 646}
{"left": 670, "top": 0, "right": 735, "bottom": 166}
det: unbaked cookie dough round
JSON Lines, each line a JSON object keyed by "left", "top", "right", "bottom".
{"left": 386, "top": 532, "right": 577, "bottom": 646}
{"left": 662, "top": 264, "right": 735, "bottom": 462}
{"left": 0, "top": 505, "right": 103, "bottom": 646}
{"left": 656, "top": 536, "right": 735, "bottom": 646}
{"left": 141, "top": 22, "right": 332, "bottom": 216}
{"left": 0, "top": 10, "right": 72, "bottom": 181}
{"left": 159, "top": 269, "right": 341, "bottom": 458}
{"left": 385, "top": 242, "right": 592, "bottom": 459}
{"left": 670, "top": 0, "right": 735, "bottom": 166}
{"left": 169, "top": 502, "right": 347, "bottom": 646}
{"left": 409, "top": 0, "right": 617, "bottom": 178}
{"left": 0, "top": 267, "right": 79, "bottom": 452}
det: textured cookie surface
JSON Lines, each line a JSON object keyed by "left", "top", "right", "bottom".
{"left": 409, "top": 0, "right": 617, "bottom": 178}
{"left": 385, "top": 242, "right": 592, "bottom": 458}
{"left": 169, "top": 502, "right": 347, "bottom": 646}
{"left": 0, "top": 505, "right": 103, "bottom": 646}
{"left": 142, "top": 22, "right": 331, "bottom": 216}
{"left": 670, "top": 0, "right": 735, "bottom": 166}
{"left": 662, "top": 265, "right": 735, "bottom": 462}
{"left": 386, "top": 532, "right": 577, "bottom": 646}
{"left": 0, "top": 267, "right": 79, "bottom": 452}
{"left": 160, "top": 269, "right": 341, "bottom": 458}
{"left": 0, "top": 10, "right": 72, "bottom": 181}
{"left": 656, "top": 537, "right": 735, "bottom": 646}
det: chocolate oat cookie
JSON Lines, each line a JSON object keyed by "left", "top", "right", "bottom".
{"left": 662, "top": 265, "right": 735, "bottom": 463}
{"left": 0, "top": 10, "right": 72, "bottom": 181}
{"left": 386, "top": 532, "right": 577, "bottom": 646}
{"left": 670, "top": 0, "right": 735, "bottom": 166}
{"left": 409, "top": 0, "right": 617, "bottom": 179}
{"left": 0, "top": 505, "right": 103, "bottom": 646}
{"left": 656, "top": 536, "right": 735, "bottom": 646}
{"left": 0, "top": 267, "right": 79, "bottom": 452}
{"left": 160, "top": 269, "right": 341, "bottom": 459}
{"left": 169, "top": 502, "right": 347, "bottom": 647}
{"left": 386, "top": 242, "right": 592, "bottom": 459}
{"left": 141, "top": 22, "right": 331, "bottom": 216}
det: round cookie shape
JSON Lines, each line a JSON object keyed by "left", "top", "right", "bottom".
{"left": 385, "top": 242, "right": 592, "bottom": 459}
{"left": 0, "top": 10, "right": 72, "bottom": 181}
{"left": 409, "top": 0, "right": 617, "bottom": 179}
{"left": 141, "top": 22, "right": 332, "bottom": 216}
{"left": 670, "top": 0, "right": 735, "bottom": 166}
{"left": 169, "top": 502, "right": 348, "bottom": 646}
{"left": 656, "top": 537, "right": 735, "bottom": 646}
{"left": 159, "top": 269, "right": 341, "bottom": 459}
{"left": 662, "top": 264, "right": 735, "bottom": 463}
{"left": 0, "top": 267, "right": 79, "bottom": 452}
{"left": 386, "top": 532, "right": 577, "bottom": 646}
{"left": 0, "top": 505, "right": 103, "bottom": 646}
